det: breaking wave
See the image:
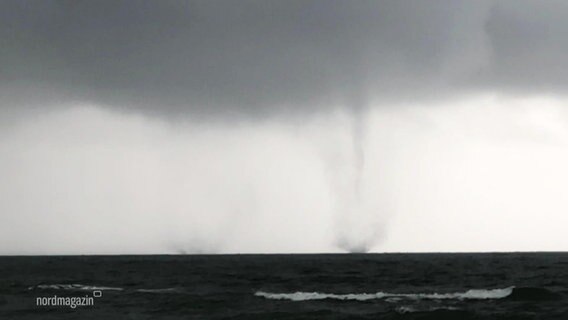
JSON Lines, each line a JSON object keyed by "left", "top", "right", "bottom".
{"left": 255, "top": 286, "right": 515, "bottom": 301}
{"left": 29, "top": 284, "right": 124, "bottom": 291}
{"left": 396, "top": 305, "right": 461, "bottom": 314}
{"left": 29, "top": 284, "right": 183, "bottom": 294}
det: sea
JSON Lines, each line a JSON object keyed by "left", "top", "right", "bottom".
{"left": 1, "top": 253, "right": 567, "bottom": 319}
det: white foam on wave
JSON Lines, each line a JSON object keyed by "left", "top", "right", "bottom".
{"left": 29, "top": 284, "right": 124, "bottom": 291}
{"left": 255, "top": 291, "right": 385, "bottom": 301}
{"left": 397, "top": 306, "right": 416, "bottom": 314}
{"left": 396, "top": 305, "right": 460, "bottom": 314}
{"left": 255, "top": 286, "right": 514, "bottom": 301}
{"left": 29, "top": 284, "right": 185, "bottom": 294}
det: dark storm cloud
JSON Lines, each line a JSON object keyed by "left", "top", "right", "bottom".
{"left": 1, "top": 0, "right": 566, "bottom": 118}
{"left": 480, "top": 1, "right": 568, "bottom": 93}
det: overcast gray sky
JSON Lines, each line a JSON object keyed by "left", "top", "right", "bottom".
{"left": 2, "top": 1, "right": 568, "bottom": 254}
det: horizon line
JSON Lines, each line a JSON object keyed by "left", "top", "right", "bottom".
{"left": 2, "top": 250, "right": 568, "bottom": 257}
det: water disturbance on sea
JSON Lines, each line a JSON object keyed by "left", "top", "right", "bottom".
{"left": 1, "top": 253, "right": 567, "bottom": 319}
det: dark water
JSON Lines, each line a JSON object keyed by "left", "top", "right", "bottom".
{"left": 1, "top": 253, "right": 568, "bottom": 319}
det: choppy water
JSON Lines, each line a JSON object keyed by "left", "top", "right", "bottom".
{"left": 1, "top": 253, "right": 567, "bottom": 319}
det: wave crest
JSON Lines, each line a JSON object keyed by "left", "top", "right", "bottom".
{"left": 255, "top": 286, "right": 515, "bottom": 301}
{"left": 29, "top": 284, "right": 124, "bottom": 291}
{"left": 29, "top": 283, "right": 183, "bottom": 294}
{"left": 396, "top": 305, "right": 461, "bottom": 314}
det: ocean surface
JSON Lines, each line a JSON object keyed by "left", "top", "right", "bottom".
{"left": 1, "top": 253, "right": 567, "bottom": 319}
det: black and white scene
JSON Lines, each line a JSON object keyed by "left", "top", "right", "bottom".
{"left": 1, "top": 1, "right": 568, "bottom": 319}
